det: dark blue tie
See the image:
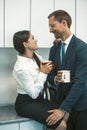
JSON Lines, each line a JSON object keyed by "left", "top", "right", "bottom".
{"left": 61, "top": 42, "right": 66, "bottom": 63}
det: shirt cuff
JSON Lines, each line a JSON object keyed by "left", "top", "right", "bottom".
{"left": 39, "top": 72, "right": 47, "bottom": 82}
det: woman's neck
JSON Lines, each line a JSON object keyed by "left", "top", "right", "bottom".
{"left": 22, "top": 51, "right": 34, "bottom": 59}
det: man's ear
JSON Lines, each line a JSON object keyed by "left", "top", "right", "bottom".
{"left": 23, "top": 42, "right": 28, "bottom": 48}
{"left": 62, "top": 19, "right": 67, "bottom": 26}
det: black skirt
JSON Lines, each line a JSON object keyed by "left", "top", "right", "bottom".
{"left": 15, "top": 94, "right": 63, "bottom": 129}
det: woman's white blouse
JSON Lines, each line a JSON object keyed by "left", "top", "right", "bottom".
{"left": 13, "top": 54, "right": 47, "bottom": 99}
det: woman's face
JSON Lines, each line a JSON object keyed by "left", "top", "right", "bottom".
{"left": 26, "top": 33, "right": 38, "bottom": 51}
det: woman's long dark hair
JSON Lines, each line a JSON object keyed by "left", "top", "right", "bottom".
{"left": 13, "top": 30, "right": 30, "bottom": 54}
{"left": 33, "top": 53, "right": 41, "bottom": 68}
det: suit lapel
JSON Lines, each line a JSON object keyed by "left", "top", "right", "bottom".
{"left": 57, "top": 43, "right": 61, "bottom": 68}
{"left": 62, "top": 35, "right": 76, "bottom": 69}
{"left": 52, "top": 43, "right": 61, "bottom": 69}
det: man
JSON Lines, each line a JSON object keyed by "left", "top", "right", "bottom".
{"left": 46, "top": 10, "right": 87, "bottom": 130}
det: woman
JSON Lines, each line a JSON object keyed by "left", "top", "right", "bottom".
{"left": 13, "top": 30, "right": 66, "bottom": 130}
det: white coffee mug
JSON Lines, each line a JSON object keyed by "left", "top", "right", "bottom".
{"left": 60, "top": 70, "right": 70, "bottom": 83}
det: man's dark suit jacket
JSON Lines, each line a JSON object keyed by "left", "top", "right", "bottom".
{"left": 47, "top": 35, "right": 87, "bottom": 113}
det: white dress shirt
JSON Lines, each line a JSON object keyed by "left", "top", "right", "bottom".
{"left": 13, "top": 53, "right": 47, "bottom": 99}
{"left": 62, "top": 34, "right": 73, "bottom": 52}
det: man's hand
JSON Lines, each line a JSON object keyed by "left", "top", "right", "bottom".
{"left": 55, "top": 71, "right": 63, "bottom": 83}
{"left": 46, "top": 109, "right": 65, "bottom": 125}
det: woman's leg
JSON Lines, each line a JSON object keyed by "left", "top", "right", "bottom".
{"left": 15, "top": 94, "right": 64, "bottom": 130}
{"left": 47, "top": 121, "right": 67, "bottom": 130}
{"left": 55, "top": 120, "right": 67, "bottom": 130}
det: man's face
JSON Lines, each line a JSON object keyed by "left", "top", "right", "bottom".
{"left": 48, "top": 16, "right": 64, "bottom": 39}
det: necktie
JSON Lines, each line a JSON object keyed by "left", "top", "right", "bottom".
{"left": 61, "top": 42, "right": 66, "bottom": 63}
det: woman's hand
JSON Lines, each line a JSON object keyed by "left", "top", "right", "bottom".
{"left": 40, "top": 61, "right": 53, "bottom": 74}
